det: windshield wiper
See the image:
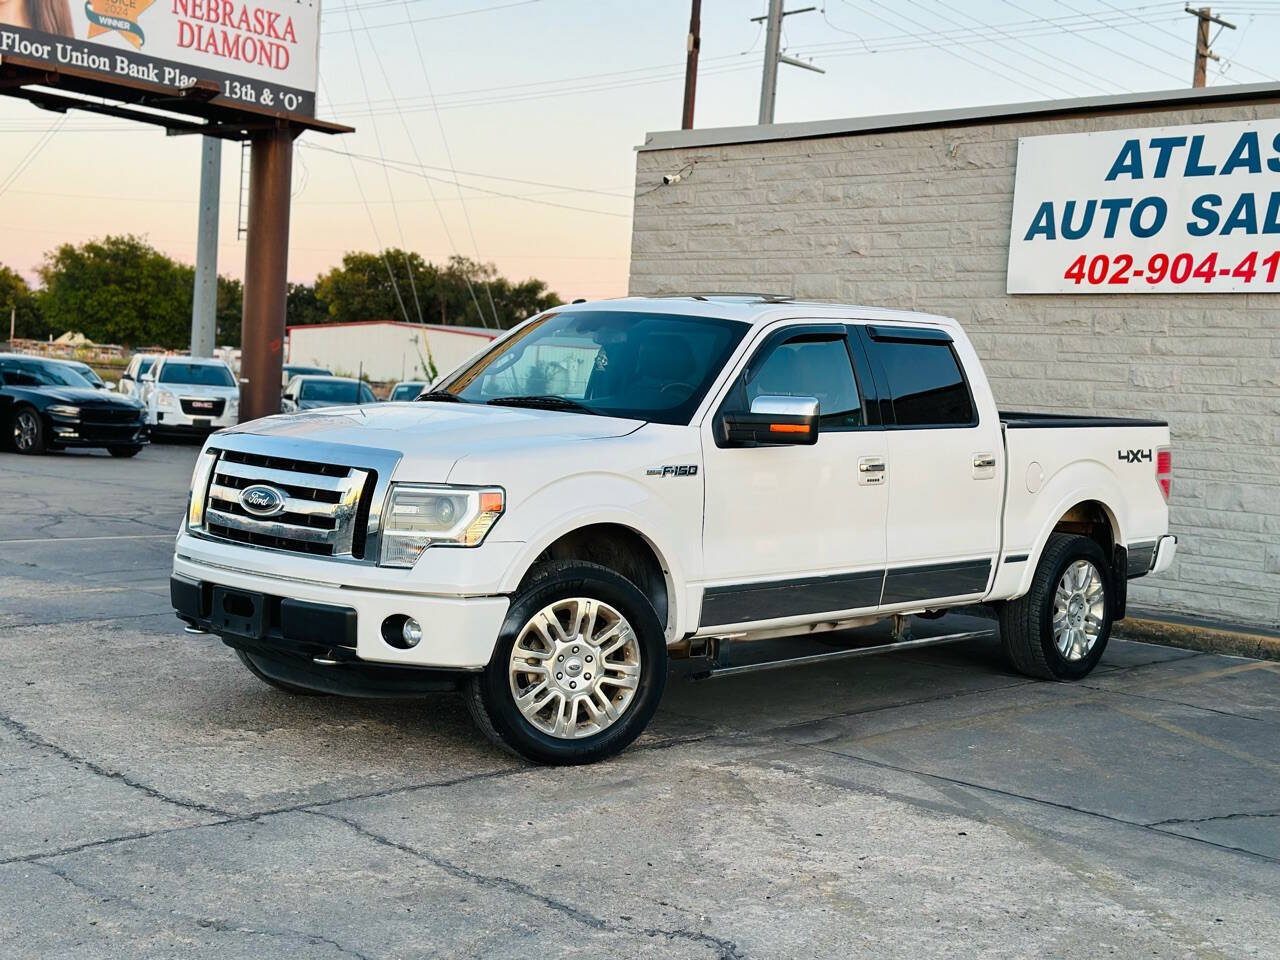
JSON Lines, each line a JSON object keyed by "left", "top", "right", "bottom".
{"left": 414, "top": 390, "right": 468, "bottom": 403}
{"left": 486, "top": 395, "right": 594, "bottom": 413}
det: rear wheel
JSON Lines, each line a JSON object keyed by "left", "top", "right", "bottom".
{"left": 107, "top": 445, "right": 142, "bottom": 458}
{"left": 466, "top": 561, "right": 667, "bottom": 765}
{"left": 12, "top": 407, "right": 46, "bottom": 455}
{"left": 999, "top": 533, "right": 1112, "bottom": 680}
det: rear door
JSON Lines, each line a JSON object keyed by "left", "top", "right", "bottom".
{"left": 853, "top": 324, "right": 1003, "bottom": 609}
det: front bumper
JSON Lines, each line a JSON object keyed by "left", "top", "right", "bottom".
{"left": 152, "top": 406, "right": 237, "bottom": 433}
{"left": 47, "top": 413, "right": 148, "bottom": 448}
{"left": 171, "top": 555, "right": 510, "bottom": 673}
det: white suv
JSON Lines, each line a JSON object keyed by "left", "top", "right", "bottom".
{"left": 143, "top": 356, "right": 239, "bottom": 437}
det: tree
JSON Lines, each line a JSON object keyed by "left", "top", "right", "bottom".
{"left": 37, "top": 235, "right": 193, "bottom": 347}
{"left": 309, "top": 250, "right": 561, "bottom": 330}
{"left": 216, "top": 275, "right": 243, "bottom": 347}
{"left": 0, "top": 264, "right": 47, "bottom": 341}
{"left": 314, "top": 249, "right": 439, "bottom": 326}
{"left": 286, "top": 281, "right": 326, "bottom": 328}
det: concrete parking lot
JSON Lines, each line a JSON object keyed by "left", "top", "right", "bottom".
{"left": 2, "top": 443, "right": 1278, "bottom": 959}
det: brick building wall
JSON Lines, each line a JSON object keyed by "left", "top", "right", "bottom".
{"left": 629, "top": 97, "right": 1280, "bottom": 631}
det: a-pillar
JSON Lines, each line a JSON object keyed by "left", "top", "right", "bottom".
{"left": 239, "top": 125, "right": 296, "bottom": 422}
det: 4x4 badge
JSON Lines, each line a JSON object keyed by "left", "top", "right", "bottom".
{"left": 1117, "top": 449, "right": 1152, "bottom": 464}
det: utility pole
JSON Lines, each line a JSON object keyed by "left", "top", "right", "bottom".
{"left": 753, "top": 3, "right": 823, "bottom": 124}
{"left": 681, "top": 0, "right": 701, "bottom": 129}
{"left": 190, "top": 136, "right": 221, "bottom": 358}
{"left": 1185, "top": 6, "right": 1235, "bottom": 88}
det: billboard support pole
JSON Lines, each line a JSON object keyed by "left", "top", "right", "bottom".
{"left": 240, "top": 125, "right": 295, "bottom": 422}
{"left": 190, "top": 135, "right": 221, "bottom": 359}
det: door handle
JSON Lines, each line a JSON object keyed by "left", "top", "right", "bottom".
{"left": 973, "top": 454, "right": 997, "bottom": 469}
{"left": 858, "top": 457, "right": 886, "bottom": 485}
{"left": 860, "top": 458, "right": 886, "bottom": 472}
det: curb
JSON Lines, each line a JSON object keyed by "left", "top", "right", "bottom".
{"left": 1114, "top": 616, "right": 1280, "bottom": 662}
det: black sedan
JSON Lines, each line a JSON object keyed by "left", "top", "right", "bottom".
{"left": 0, "top": 354, "right": 149, "bottom": 457}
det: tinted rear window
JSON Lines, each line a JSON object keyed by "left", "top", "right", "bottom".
{"left": 870, "top": 340, "right": 975, "bottom": 427}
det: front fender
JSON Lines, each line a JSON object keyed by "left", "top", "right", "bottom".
{"left": 491, "top": 473, "right": 695, "bottom": 639}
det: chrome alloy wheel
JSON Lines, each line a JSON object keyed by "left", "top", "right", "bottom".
{"left": 13, "top": 410, "right": 38, "bottom": 452}
{"left": 507, "top": 597, "right": 642, "bottom": 739}
{"left": 1053, "top": 559, "right": 1105, "bottom": 662}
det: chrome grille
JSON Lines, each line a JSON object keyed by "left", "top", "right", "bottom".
{"left": 200, "top": 450, "right": 373, "bottom": 559}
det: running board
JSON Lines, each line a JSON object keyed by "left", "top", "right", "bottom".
{"left": 690, "top": 629, "right": 995, "bottom": 680}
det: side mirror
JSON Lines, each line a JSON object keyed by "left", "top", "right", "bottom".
{"left": 721, "top": 395, "right": 820, "bottom": 447}
{"left": 120, "top": 372, "right": 133, "bottom": 381}
{"left": 104, "top": 381, "right": 117, "bottom": 391}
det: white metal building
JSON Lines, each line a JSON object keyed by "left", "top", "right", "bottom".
{"left": 286, "top": 321, "right": 498, "bottom": 384}
{"left": 629, "top": 84, "right": 1280, "bottom": 633}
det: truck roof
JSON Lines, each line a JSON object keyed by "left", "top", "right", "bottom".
{"left": 557, "top": 295, "right": 958, "bottom": 329}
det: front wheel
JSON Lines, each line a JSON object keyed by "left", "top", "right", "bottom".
{"left": 999, "top": 533, "right": 1113, "bottom": 681}
{"left": 12, "top": 407, "right": 46, "bottom": 455}
{"left": 466, "top": 561, "right": 667, "bottom": 765}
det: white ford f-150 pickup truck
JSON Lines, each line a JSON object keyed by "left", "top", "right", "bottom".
{"left": 171, "top": 296, "right": 1176, "bottom": 764}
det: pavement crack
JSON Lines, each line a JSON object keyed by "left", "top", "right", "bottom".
{"left": 1075, "top": 683, "right": 1265, "bottom": 722}
{"left": 1148, "top": 809, "right": 1280, "bottom": 828}
{"left": 32, "top": 861, "right": 376, "bottom": 960}
{"left": 308, "top": 810, "right": 744, "bottom": 958}
{"left": 0, "top": 712, "right": 232, "bottom": 818}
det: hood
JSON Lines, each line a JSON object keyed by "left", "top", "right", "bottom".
{"left": 225, "top": 401, "right": 643, "bottom": 479}
{"left": 24, "top": 385, "right": 142, "bottom": 408}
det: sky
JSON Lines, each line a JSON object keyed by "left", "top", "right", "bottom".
{"left": 1, "top": 0, "right": 1278, "bottom": 306}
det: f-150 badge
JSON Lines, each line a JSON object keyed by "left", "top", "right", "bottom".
{"left": 646, "top": 465, "right": 698, "bottom": 477}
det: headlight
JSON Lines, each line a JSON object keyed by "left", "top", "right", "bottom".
{"left": 155, "top": 390, "right": 177, "bottom": 407}
{"left": 186, "top": 449, "right": 219, "bottom": 529}
{"left": 47, "top": 405, "right": 80, "bottom": 418}
{"left": 379, "top": 484, "right": 504, "bottom": 568}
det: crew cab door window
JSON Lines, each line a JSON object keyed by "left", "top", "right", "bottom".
{"left": 742, "top": 335, "right": 867, "bottom": 430}
{"left": 862, "top": 331, "right": 975, "bottom": 428}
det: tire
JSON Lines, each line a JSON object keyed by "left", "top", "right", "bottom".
{"left": 11, "top": 406, "right": 47, "bottom": 455}
{"left": 999, "top": 533, "right": 1113, "bottom": 681}
{"left": 107, "top": 445, "right": 142, "bottom": 458}
{"left": 466, "top": 560, "right": 667, "bottom": 765}
{"left": 235, "top": 650, "right": 330, "bottom": 696}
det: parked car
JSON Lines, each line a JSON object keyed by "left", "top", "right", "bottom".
{"left": 280, "top": 375, "right": 377, "bottom": 412}
{"left": 142, "top": 356, "right": 239, "bottom": 438}
{"left": 0, "top": 353, "right": 147, "bottom": 456}
{"left": 281, "top": 364, "right": 332, "bottom": 389}
{"left": 118, "top": 353, "right": 161, "bottom": 400}
{"left": 171, "top": 296, "right": 1176, "bottom": 765}
{"left": 388, "top": 380, "right": 428, "bottom": 402}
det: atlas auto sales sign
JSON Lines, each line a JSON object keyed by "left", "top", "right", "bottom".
{"left": 1007, "top": 119, "right": 1280, "bottom": 293}
{"left": 0, "top": 0, "right": 320, "bottom": 118}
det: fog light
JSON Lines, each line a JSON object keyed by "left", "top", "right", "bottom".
{"left": 402, "top": 617, "right": 423, "bottom": 648}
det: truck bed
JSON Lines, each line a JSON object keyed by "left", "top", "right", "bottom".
{"left": 1000, "top": 411, "right": 1169, "bottom": 429}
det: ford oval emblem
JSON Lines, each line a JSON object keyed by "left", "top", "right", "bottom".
{"left": 239, "top": 483, "right": 287, "bottom": 518}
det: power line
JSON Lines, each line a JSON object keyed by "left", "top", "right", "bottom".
{"left": 0, "top": 116, "right": 68, "bottom": 200}
{"left": 301, "top": 144, "right": 632, "bottom": 219}
{"left": 317, "top": 74, "right": 413, "bottom": 327}
{"left": 322, "top": 0, "right": 545, "bottom": 33}
{"left": 397, "top": 0, "right": 499, "bottom": 328}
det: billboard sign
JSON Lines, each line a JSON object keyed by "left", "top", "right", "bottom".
{"left": 1008, "top": 119, "right": 1280, "bottom": 293}
{"left": 0, "top": 0, "right": 320, "bottom": 117}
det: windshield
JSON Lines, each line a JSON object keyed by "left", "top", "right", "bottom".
{"left": 138, "top": 357, "right": 155, "bottom": 377}
{"left": 438, "top": 310, "right": 748, "bottom": 425}
{"left": 4, "top": 360, "right": 96, "bottom": 388}
{"left": 391, "top": 383, "right": 424, "bottom": 401}
{"left": 158, "top": 362, "right": 235, "bottom": 387}
{"left": 300, "top": 380, "right": 370, "bottom": 403}
{"left": 287, "top": 366, "right": 330, "bottom": 376}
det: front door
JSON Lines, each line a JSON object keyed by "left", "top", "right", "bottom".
{"left": 698, "top": 323, "right": 888, "bottom": 631}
